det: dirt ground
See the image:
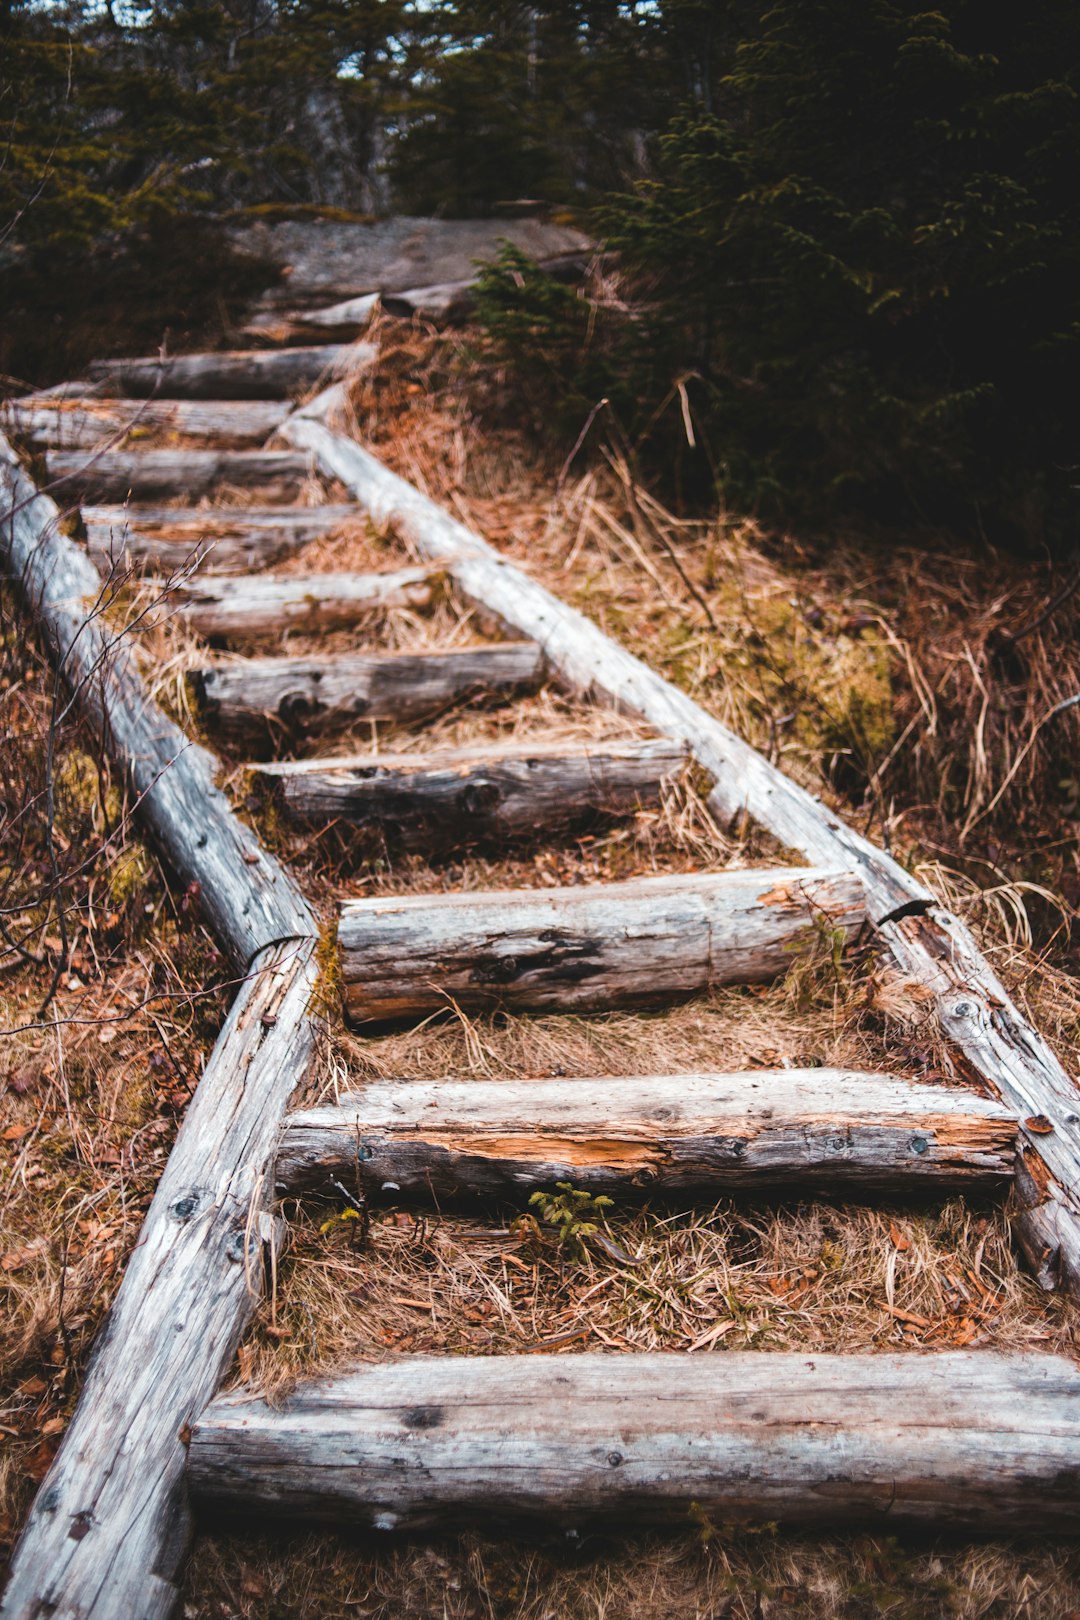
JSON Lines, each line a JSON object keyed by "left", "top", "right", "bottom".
{"left": 3, "top": 319, "right": 1080, "bottom": 1617}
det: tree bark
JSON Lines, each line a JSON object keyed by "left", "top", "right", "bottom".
{"left": 85, "top": 343, "right": 374, "bottom": 400}
{"left": 337, "top": 867, "right": 866, "bottom": 1023}
{"left": 188, "top": 1350, "right": 1080, "bottom": 1535}
{"left": 46, "top": 449, "right": 312, "bottom": 503}
{"left": 255, "top": 737, "right": 687, "bottom": 847}
{"left": 194, "top": 643, "right": 545, "bottom": 745}
{"left": 277, "top": 1068, "right": 1015, "bottom": 1201}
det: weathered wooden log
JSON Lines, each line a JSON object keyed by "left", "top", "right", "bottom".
{"left": 278, "top": 1069, "right": 1016, "bottom": 1200}
{"left": 83, "top": 503, "right": 360, "bottom": 575}
{"left": 242, "top": 293, "right": 380, "bottom": 347}
{"left": 194, "top": 642, "right": 545, "bottom": 743}
{"left": 381, "top": 280, "right": 474, "bottom": 324}
{"left": 337, "top": 867, "right": 866, "bottom": 1023}
{"left": 0, "top": 434, "right": 312, "bottom": 965}
{"left": 85, "top": 342, "right": 374, "bottom": 399}
{"left": 2, "top": 396, "right": 289, "bottom": 449}
{"left": 189, "top": 1350, "right": 1080, "bottom": 1535}
{"left": 288, "top": 398, "right": 1080, "bottom": 1301}
{"left": 167, "top": 566, "right": 441, "bottom": 640}
{"left": 255, "top": 737, "right": 687, "bottom": 847}
{"left": 46, "top": 448, "right": 311, "bottom": 503}
{"left": 1, "top": 435, "right": 320, "bottom": 1618}
{"left": 2, "top": 939, "right": 319, "bottom": 1620}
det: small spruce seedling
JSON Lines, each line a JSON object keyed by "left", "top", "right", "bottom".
{"left": 529, "top": 1182, "right": 614, "bottom": 1261}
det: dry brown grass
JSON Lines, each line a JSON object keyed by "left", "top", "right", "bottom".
{"left": 186, "top": 1528, "right": 1080, "bottom": 1620}
{"left": 5, "top": 318, "right": 1080, "bottom": 1620}
{"left": 0, "top": 591, "right": 229, "bottom": 1566}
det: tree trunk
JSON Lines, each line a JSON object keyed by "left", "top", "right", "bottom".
{"left": 337, "top": 867, "right": 866, "bottom": 1023}
{"left": 188, "top": 1350, "right": 1080, "bottom": 1534}
{"left": 255, "top": 737, "right": 687, "bottom": 847}
{"left": 194, "top": 643, "right": 545, "bottom": 745}
{"left": 277, "top": 1068, "right": 1015, "bottom": 1201}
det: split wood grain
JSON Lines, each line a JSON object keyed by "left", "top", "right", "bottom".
{"left": 188, "top": 1350, "right": 1080, "bottom": 1534}
{"left": 288, "top": 400, "right": 1080, "bottom": 1300}
{"left": 254, "top": 736, "right": 687, "bottom": 847}
{"left": 2, "top": 396, "right": 289, "bottom": 449}
{"left": 0, "top": 939, "right": 319, "bottom": 1620}
{"left": 0, "top": 432, "right": 312, "bottom": 964}
{"left": 82, "top": 502, "right": 361, "bottom": 575}
{"left": 46, "top": 448, "right": 312, "bottom": 502}
{"left": 164, "top": 566, "right": 440, "bottom": 639}
{"left": 337, "top": 866, "right": 866, "bottom": 1022}
{"left": 85, "top": 342, "right": 374, "bottom": 399}
{"left": 194, "top": 642, "right": 545, "bottom": 743}
{"left": 277, "top": 1069, "right": 1016, "bottom": 1200}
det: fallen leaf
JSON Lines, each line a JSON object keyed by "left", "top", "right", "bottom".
{"left": 889, "top": 1222, "right": 911, "bottom": 1251}
{"left": 687, "top": 1319, "right": 736, "bottom": 1352}
{"left": 880, "top": 1303, "right": 933, "bottom": 1327}
{"left": 23, "top": 1440, "right": 56, "bottom": 1482}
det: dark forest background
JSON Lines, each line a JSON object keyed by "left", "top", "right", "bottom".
{"left": 3, "top": 0, "right": 1080, "bottom": 546}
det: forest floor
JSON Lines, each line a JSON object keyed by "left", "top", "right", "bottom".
{"left": 3, "top": 317, "right": 1080, "bottom": 1618}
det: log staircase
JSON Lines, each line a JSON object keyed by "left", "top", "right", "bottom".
{"left": 3, "top": 309, "right": 1080, "bottom": 1618}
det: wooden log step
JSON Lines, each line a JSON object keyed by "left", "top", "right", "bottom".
{"left": 188, "top": 1350, "right": 1080, "bottom": 1534}
{"left": 277, "top": 1069, "right": 1016, "bottom": 1201}
{"left": 194, "top": 643, "right": 546, "bottom": 743}
{"left": 164, "top": 567, "right": 441, "bottom": 640}
{"left": 85, "top": 342, "right": 374, "bottom": 399}
{"left": 253, "top": 737, "right": 688, "bottom": 848}
{"left": 381, "top": 280, "right": 475, "bottom": 324}
{"left": 46, "top": 449, "right": 312, "bottom": 503}
{"left": 2, "top": 396, "right": 289, "bottom": 449}
{"left": 242, "top": 294, "right": 380, "bottom": 347}
{"left": 83, "top": 503, "right": 360, "bottom": 574}
{"left": 337, "top": 867, "right": 866, "bottom": 1023}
